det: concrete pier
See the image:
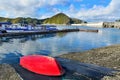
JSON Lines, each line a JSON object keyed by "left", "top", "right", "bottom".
{"left": 0, "top": 29, "right": 98, "bottom": 37}
{"left": 103, "top": 22, "right": 120, "bottom": 28}
{"left": 71, "top": 22, "right": 103, "bottom": 27}
{"left": 72, "top": 22, "right": 120, "bottom": 29}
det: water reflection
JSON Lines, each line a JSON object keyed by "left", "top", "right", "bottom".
{"left": 0, "top": 52, "right": 21, "bottom": 64}
{"left": 56, "top": 32, "right": 68, "bottom": 38}
{"left": 0, "top": 34, "right": 57, "bottom": 43}
{"left": 0, "top": 28, "right": 120, "bottom": 63}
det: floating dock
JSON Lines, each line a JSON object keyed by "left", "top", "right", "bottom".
{"left": 0, "top": 29, "right": 98, "bottom": 37}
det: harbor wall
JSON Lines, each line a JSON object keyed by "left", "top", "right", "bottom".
{"left": 103, "top": 22, "right": 120, "bottom": 28}
{"left": 72, "top": 22, "right": 120, "bottom": 29}
{"left": 0, "top": 29, "right": 98, "bottom": 37}
{"left": 71, "top": 22, "right": 104, "bottom": 27}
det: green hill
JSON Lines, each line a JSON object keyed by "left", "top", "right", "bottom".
{"left": 43, "top": 13, "right": 86, "bottom": 24}
{"left": 43, "top": 13, "right": 70, "bottom": 24}
{"left": 70, "top": 18, "right": 87, "bottom": 24}
{"left": 0, "top": 17, "right": 43, "bottom": 25}
{"left": 0, "top": 13, "right": 86, "bottom": 25}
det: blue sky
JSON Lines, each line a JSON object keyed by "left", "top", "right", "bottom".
{"left": 0, "top": 0, "right": 120, "bottom": 22}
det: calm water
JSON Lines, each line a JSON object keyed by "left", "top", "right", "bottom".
{"left": 0, "top": 26, "right": 119, "bottom": 80}
{"left": 0, "top": 26, "right": 120, "bottom": 64}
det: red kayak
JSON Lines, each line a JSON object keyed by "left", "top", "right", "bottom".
{"left": 20, "top": 55, "right": 65, "bottom": 76}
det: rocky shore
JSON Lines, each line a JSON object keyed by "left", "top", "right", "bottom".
{"left": 1, "top": 44, "right": 120, "bottom": 80}
{"left": 60, "top": 44, "right": 120, "bottom": 80}
{"left": 0, "top": 64, "right": 21, "bottom": 80}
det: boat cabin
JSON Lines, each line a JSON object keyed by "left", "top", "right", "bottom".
{"left": 41, "top": 25, "right": 57, "bottom": 31}
{"left": 0, "top": 22, "right": 12, "bottom": 30}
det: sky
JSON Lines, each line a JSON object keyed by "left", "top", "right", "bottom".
{"left": 0, "top": 0, "right": 120, "bottom": 22}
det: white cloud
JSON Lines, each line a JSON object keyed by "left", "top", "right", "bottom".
{"left": 0, "top": 0, "right": 65, "bottom": 18}
{"left": 69, "top": 4, "right": 76, "bottom": 13}
{"left": 72, "top": 0, "right": 120, "bottom": 21}
{"left": 0, "top": 0, "right": 120, "bottom": 21}
{"left": 40, "top": 14, "right": 53, "bottom": 19}
{"left": 52, "top": 8, "right": 61, "bottom": 14}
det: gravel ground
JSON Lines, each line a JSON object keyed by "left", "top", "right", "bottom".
{"left": 1, "top": 44, "right": 120, "bottom": 80}
{"left": 59, "top": 44, "right": 120, "bottom": 80}
{"left": 101, "top": 72, "right": 120, "bottom": 80}
{"left": 0, "top": 64, "right": 21, "bottom": 80}
{"left": 60, "top": 44, "right": 120, "bottom": 70}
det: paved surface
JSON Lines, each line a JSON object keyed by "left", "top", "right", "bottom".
{"left": 11, "top": 58, "right": 117, "bottom": 80}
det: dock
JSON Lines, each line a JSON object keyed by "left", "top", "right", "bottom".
{"left": 0, "top": 29, "right": 98, "bottom": 37}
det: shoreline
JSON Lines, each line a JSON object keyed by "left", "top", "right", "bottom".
{"left": 59, "top": 44, "right": 120, "bottom": 80}
{"left": 59, "top": 44, "right": 120, "bottom": 70}
{"left": 0, "top": 44, "right": 120, "bottom": 80}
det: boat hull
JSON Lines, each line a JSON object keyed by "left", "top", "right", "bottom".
{"left": 20, "top": 55, "right": 65, "bottom": 76}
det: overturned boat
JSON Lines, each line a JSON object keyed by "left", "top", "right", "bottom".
{"left": 20, "top": 55, "right": 65, "bottom": 76}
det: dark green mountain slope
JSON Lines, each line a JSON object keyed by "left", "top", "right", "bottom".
{"left": 0, "top": 13, "right": 86, "bottom": 25}
{"left": 43, "top": 13, "right": 86, "bottom": 24}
